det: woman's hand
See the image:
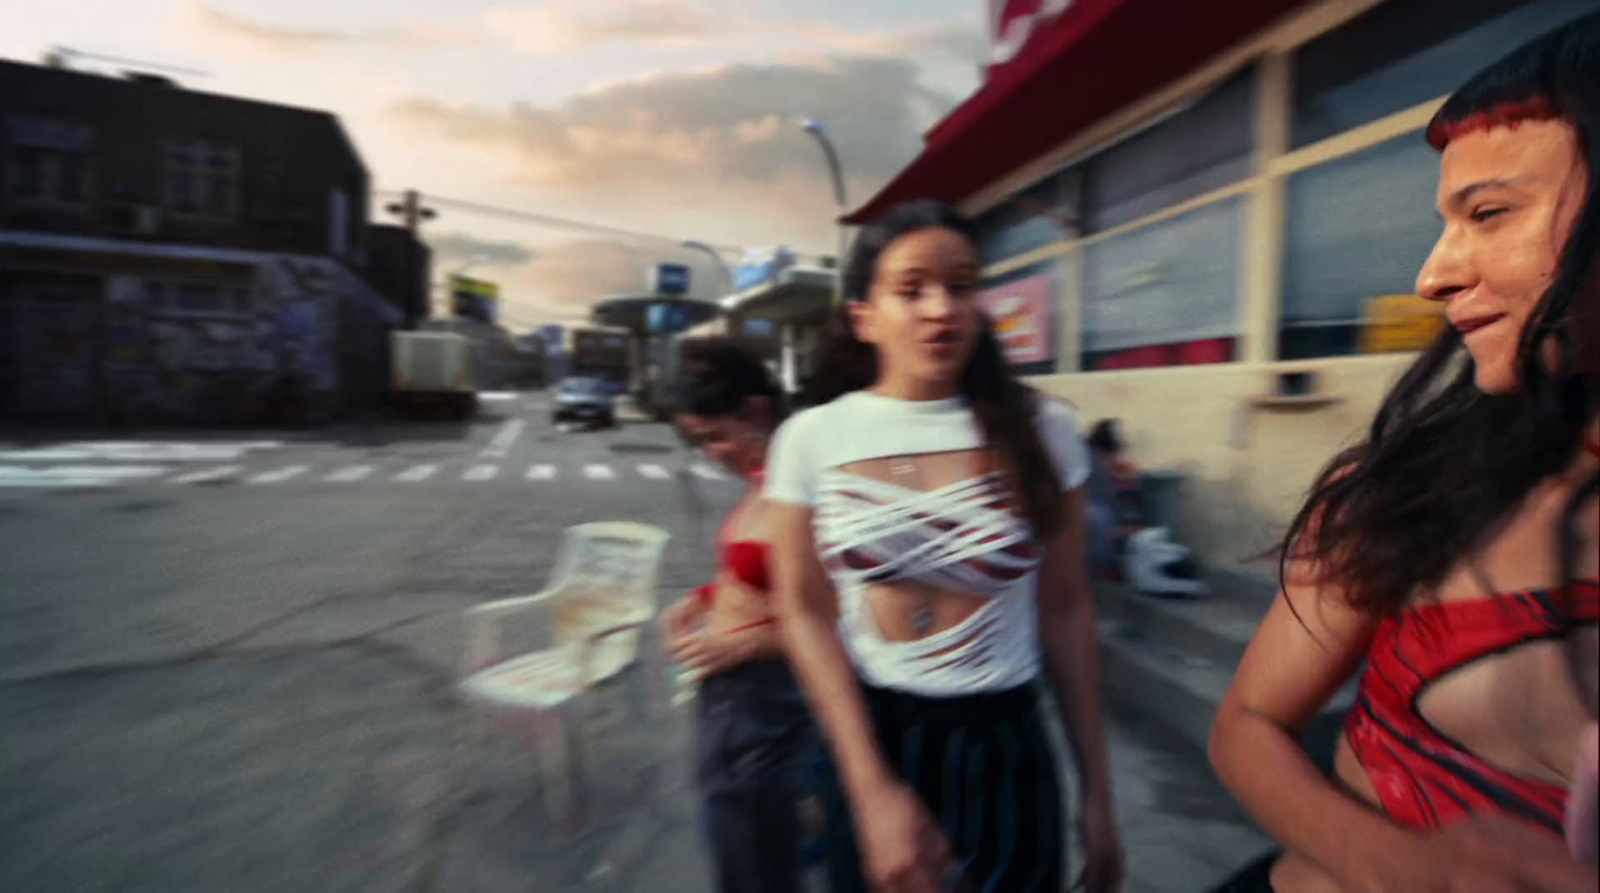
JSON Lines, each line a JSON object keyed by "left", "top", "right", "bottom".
{"left": 661, "top": 590, "right": 708, "bottom": 642}
{"left": 1079, "top": 793, "right": 1123, "bottom": 893}
{"left": 1356, "top": 814, "right": 1598, "bottom": 893}
{"left": 669, "top": 628, "right": 753, "bottom": 679}
{"left": 853, "top": 780, "right": 951, "bottom": 893}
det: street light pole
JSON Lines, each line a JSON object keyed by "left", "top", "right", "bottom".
{"left": 680, "top": 239, "right": 735, "bottom": 298}
{"left": 801, "top": 119, "right": 849, "bottom": 308}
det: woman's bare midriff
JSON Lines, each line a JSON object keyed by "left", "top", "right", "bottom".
{"left": 862, "top": 580, "right": 989, "bottom": 641}
{"left": 704, "top": 571, "right": 775, "bottom": 635}
{"left": 1270, "top": 735, "right": 1388, "bottom": 893}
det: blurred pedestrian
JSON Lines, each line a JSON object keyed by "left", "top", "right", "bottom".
{"left": 662, "top": 339, "right": 817, "bottom": 893}
{"left": 766, "top": 200, "right": 1122, "bottom": 893}
{"left": 1085, "top": 420, "right": 1129, "bottom": 579}
{"left": 1209, "top": 16, "right": 1599, "bottom": 893}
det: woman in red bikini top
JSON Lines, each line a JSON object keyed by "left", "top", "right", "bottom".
{"left": 1210, "top": 17, "right": 1600, "bottom": 893}
{"left": 659, "top": 338, "right": 816, "bottom": 893}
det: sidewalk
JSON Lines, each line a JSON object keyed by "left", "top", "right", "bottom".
{"left": 0, "top": 580, "right": 1269, "bottom": 893}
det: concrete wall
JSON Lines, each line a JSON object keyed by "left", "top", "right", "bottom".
{"left": 1029, "top": 353, "right": 1414, "bottom": 568}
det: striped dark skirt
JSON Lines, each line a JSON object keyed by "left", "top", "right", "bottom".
{"left": 815, "top": 680, "right": 1064, "bottom": 893}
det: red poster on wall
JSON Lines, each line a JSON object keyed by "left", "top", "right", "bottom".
{"left": 978, "top": 272, "right": 1053, "bottom": 365}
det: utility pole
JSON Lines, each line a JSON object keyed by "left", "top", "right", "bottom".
{"left": 385, "top": 189, "right": 437, "bottom": 236}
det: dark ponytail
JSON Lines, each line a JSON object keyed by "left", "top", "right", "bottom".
{"left": 808, "top": 200, "right": 1065, "bottom": 537}
{"left": 675, "top": 337, "right": 787, "bottom": 428}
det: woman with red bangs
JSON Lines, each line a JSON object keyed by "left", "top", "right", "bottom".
{"left": 1209, "top": 16, "right": 1599, "bottom": 893}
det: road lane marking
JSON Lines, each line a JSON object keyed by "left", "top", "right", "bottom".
{"left": 480, "top": 419, "right": 525, "bottom": 459}
{"left": 690, "top": 464, "right": 727, "bottom": 481}
{"left": 0, "top": 441, "right": 283, "bottom": 463}
{"left": 395, "top": 464, "right": 438, "bottom": 482}
{"left": 326, "top": 465, "right": 375, "bottom": 483}
{"left": 526, "top": 464, "right": 557, "bottom": 480}
{"left": 248, "top": 465, "right": 310, "bottom": 485}
{"left": 464, "top": 464, "right": 499, "bottom": 482}
{"left": 171, "top": 465, "right": 242, "bottom": 485}
{"left": 584, "top": 464, "right": 615, "bottom": 480}
{"left": 638, "top": 464, "right": 669, "bottom": 479}
{"left": 0, "top": 465, "right": 169, "bottom": 488}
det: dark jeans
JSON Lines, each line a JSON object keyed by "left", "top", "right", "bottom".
{"left": 695, "top": 660, "right": 817, "bottom": 893}
{"left": 815, "top": 681, "right": 1065, "bottom": 893}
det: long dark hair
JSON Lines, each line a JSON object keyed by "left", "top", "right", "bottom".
{"left": 674, "top": 337, "right": 787, "bottom": 427}
{"left": 808, "top": 199, "right": 1065, "bottom": 537}
{"left": 1279, "top": 17, "right": 1599, "bottom": 652}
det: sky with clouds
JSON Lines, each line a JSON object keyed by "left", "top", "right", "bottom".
{"left": 2, "top": 0, "right": 989, "bottom": 329}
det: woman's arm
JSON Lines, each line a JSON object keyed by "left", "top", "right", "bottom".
{"left": 1207, "top": 565, "right": 1406, "bottom": 889}
{"left": 769, "top": 501, "right": 893, "bottom": 801}
{"left": 769, "top": 501, "right": 949, "bottom": 893}
{"left": 1037, "top": 489, "right": 1115, "bottom": 808}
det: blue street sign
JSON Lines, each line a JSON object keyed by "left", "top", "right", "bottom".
{"left": 654, "top": 263, "right": 692, "bottom": 296}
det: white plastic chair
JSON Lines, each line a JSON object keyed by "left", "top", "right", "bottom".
{"left": 457, "top": 521, "right": 671, "bottom": 834}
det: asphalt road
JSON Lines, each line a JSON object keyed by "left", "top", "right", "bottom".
{"left": 0, "top": 392, "right": 1269, "bottom": 893}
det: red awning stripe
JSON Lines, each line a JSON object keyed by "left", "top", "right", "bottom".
{"left": 847, "top": 0, "right": 1311, "bottom": 224}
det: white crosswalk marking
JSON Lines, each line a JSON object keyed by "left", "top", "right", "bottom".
{"left": 690, "top": 464, "right": 727, "bottom": 481}
{"left": 248, "top": 465, "right": 310, "bottom": 485}
{"left": 480, "top": 419, "right": 525, "bottom": 459}
{"left": 526, "top": 464, "right": 557, "bottom": 481}
{"left": 326, "top": 465, "right": 375, "bottom": 483}
{"left": 464, "top": 464, "right": 499, "bottom": 482}
{"left": 171, "top": 465, "right": 242, "bottom": 485}
{"left": 584, "top": 464, "right": 615, "bottom": 480}
{"left": 638, "top": 464, "right": 669, "bottom": 480}
{"left": 395, "top": 464, "right": 438, "bottom": 482}
{"left": 0, "top": 466, "right": 168, "bottom": 488}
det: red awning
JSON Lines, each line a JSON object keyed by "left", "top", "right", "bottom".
{"left": 845, "top": 0, "right": 1312, "bottom": 223}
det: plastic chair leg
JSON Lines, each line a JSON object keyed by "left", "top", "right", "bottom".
{"left": 539, "top": 702, "right": 590, "bottom": 838}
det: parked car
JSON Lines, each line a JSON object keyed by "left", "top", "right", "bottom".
{"left": 552, "top": 376, "right": 616, "bottom": 427}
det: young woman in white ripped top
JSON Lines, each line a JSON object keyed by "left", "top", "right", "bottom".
{"left": 764, "top": 200, "right": 1123, "bottom": 893}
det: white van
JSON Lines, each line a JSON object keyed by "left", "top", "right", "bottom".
{"left": 391, "top": 330, "right": 479, "bottom": 419}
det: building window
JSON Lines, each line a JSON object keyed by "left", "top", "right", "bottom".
{"left": 145, "top": 279, "right": 254, "bottom": 317}
{"left": 1081, "top": 199, "right": 1242, "bottom": 371}
{"left": 1291, "top": 0, "right": 1589, "bottom": 148}
{"left": 1082, "top": 67, "right": 1254, "bottom": 233}
{"left": 6, "top": 116, "right": 92, "bottom": 210}
{"left": 1279, "top": 134, "right": 1442, "bottom": 359}
{"left": 165, "top": 139, "right": 239, "bottom": 219}
{"left": 971, "top": 173, "right": 1081, "bottom": 263}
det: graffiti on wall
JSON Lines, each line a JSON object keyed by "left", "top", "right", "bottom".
{"left": 149, "top": 320, "right": 279, "bottom": 373}
{"left": 8, "top": 255, "right": 397, "bottom": 425}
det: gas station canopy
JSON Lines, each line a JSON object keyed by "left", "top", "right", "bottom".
{"left": 588, "top": 294, "right": 723, "bottom": 334}
{"left": 720, "top": 264, "right": 836, "bottom": 325}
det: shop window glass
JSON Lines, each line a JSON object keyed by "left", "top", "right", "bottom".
{"left": 971, "top": 173, "right": 1078, "bottom": 263}
{"left": 1291, "top": 0, "right": 1588, "bottom": 148}
{"left": 1082, "top": 199, "right": 1241, "bottom": 371}
{"left": 1279, "top": 134, "right": 1441, "bottom": 360}
{"left": 1083, "top": 68, "right": 1254, "bottom": 232}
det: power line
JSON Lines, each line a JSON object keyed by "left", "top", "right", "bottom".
{"left": 374, "top": 189, "right": 742, "bottom": 256}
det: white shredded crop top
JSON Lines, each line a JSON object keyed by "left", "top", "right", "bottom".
{"left": 764, "top": 390, "right": 1091, "bottom": 696}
